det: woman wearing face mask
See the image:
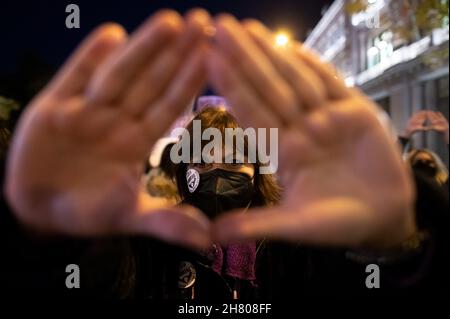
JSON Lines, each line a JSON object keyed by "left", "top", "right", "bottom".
{"left": 171, "top": 106, "right": 281, "bottom": 299}
{"left": 406, "top": 149, "right": 449, "bottom": 188}
{"left": 402, "top": 149, "right": 449, "bottom": 259}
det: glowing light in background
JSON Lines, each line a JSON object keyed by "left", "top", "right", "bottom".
{"left": 274, "top": 31, "right": 291, "bottom": 47}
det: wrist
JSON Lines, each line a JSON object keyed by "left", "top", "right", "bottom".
{"left": 347, "top": 230, "right": 427, "bottom": 266}
{"left": 361, "top": 205, "right": 417, "bottom": 251}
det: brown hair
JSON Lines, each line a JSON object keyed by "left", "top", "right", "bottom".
{"left": 406, "top": 149, "right": 449, "bottom": 186}
{"left": 174, "top": 107, "right": 282, "bottom": 207}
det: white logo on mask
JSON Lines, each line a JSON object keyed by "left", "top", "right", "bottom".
{"left": 186, "top": 169, "right": 200, "bottom": 193}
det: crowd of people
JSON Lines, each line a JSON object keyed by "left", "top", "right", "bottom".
{"left": 0, "top": 9, "right": 449, "bottom": 299}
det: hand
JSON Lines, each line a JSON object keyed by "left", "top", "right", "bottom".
{"left": 401, "top": 111, "right": 428, "bottom": 138}
{"left": 428, "top": 111, "right": 449, "bottom": 144}
{"left": 5, "top": 10, "right": 212, "bottom": 249}
{"left": 208, "top": 16, "right": 416, "bottom": 250}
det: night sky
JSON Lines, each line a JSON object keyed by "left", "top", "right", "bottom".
{"left": 0, "top": 0, "right": 332, "bottom": 71}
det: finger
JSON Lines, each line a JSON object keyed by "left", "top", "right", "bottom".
{"left": 418, "top": 110, "right": 432, "bottom": 120}
{"left": 427, "top": 112, "right": 439, "bottom": 126}
{"left": 430, "top": 111, "right": 445, "bottom": 122}
{"left": 214, "top": 14, "right": 296, "bottom": 125}
{"left": 140, "top": 44, "right": 208, "bottom": 141}
{"left": 87, "top": 10, "right": 183, "bottom": 105}
{"left": 212, "top": 199, "right": 374, "bottom": 248}
{"left": 278, "top": 129, "right": 314, "bottom": 179}
{"left": 47, "top": 24, "right": 127, "bottom": 98}
{"left": 207, "top": 46, "right": 282, "bottom": 129}
{"left": 425, "top": 110, "right": 434, "bottom": 120}
{"left": 415, "top": 110, "right": 428, "bottom": 121}
{"left": 52, "top": 96, "right": 125, "bottom": 140}
{"left": 123, "top": 9, "right": 211, "bottom": 117}
{"left": 125, "top": 202, "right": 212, "bottom": 250}
{"left": 243, "top": 19, "right": 327, "bottom": 111}
{"left": 417, "top": 110, "right": 428, "bottom": 117}
{"left": 294, "top": 45, "right": 351, "bottom": 100}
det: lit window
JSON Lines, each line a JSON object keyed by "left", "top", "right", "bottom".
{"left": 367, "top": 31, "right": 394, "bottom": 69}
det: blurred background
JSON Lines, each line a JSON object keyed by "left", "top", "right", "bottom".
{"left": 0, "top": 0, "right": 448, "bottom": 166}
{"left": 306, "top": 0, "right": 449, "bottom": 166}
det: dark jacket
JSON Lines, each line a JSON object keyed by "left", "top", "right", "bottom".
{"left": 1, "top": 162, "right": 449, "bottom": 299}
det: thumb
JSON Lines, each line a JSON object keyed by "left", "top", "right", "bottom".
{"left": 122, "top": 201, "right": 213, "bottom": 251}
{"left": 212, "top": 199, "right": 374, "bottom": 247}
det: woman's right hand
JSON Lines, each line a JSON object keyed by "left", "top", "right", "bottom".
{"left": 4, "top": 10, "right": 212, "bottom": 250}
{"left": 401, "top": 111, "right": 428, "bottom": 138}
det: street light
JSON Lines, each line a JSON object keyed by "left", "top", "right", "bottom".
{"left": 274, "top": 31, "right": 291, "bottom": 47}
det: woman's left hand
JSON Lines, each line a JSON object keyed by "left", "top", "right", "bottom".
{"left": 208, "top": 16, "right": 417, "bottom": 250}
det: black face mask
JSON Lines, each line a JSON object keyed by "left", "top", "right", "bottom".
{"left": 413, "top": 160, "right": 438, "bottom": 178}
{"left": 184, "top": 168, "right": 254, "bottom": 219}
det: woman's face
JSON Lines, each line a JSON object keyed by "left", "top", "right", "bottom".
{"left": 187, "top": 147, "right": 255, "bottom": 178}
{"left": 184, "top": 148, "right": 256, "bottom": 219}
{"left": 413, "top": 152, "right": 434, "bottom": 164}
{"left": 411, "top": 151, "right": 438, "bottom": 177}
{"left": 188, "top": 162, "right": 255, "bottom": 178}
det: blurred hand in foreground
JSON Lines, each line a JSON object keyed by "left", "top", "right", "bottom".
{"left": 208, "top": 16, "right": 416, "bottom": 249}
{"left": 5, "top": 10, "right": 212, "bottom": 249}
